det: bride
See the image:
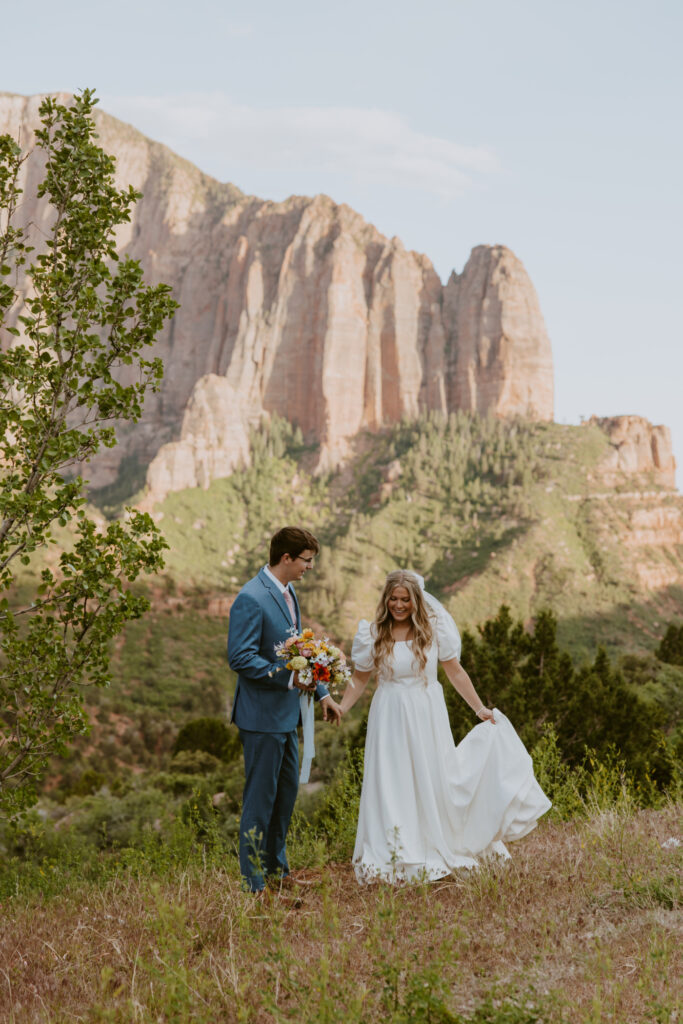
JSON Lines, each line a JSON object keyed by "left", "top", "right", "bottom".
{"left": 338, "top": 570, "right": 551, "bottom": 883}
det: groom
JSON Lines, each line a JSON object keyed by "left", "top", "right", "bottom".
{"left": 228, "top": 526, "right": 342, "bottom": 892}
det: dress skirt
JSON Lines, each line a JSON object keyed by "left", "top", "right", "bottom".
{"left": 352, "top": 665, "right": 552, "bottom": 883}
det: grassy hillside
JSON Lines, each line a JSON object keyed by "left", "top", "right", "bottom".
{"left": 154, "top": 413, "right": 682, "bottom": 657}
{"left": 1, "top": 798, "right": 680, "bottom": 1022}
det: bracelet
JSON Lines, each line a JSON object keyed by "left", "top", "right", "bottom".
{"left": 474, "top": 705, "right": 486, "bottom": 718}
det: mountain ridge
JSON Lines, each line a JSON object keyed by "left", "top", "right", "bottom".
{"left": 2, "top": 91, "right": 554, "bottom": 497}
{"left": 2, "top": 93, "right": 679, "bottom": 628}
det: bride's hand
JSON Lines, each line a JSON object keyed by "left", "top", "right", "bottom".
{"left": 475, "top": 706, "right": 495, "bottom": 724}
{"left": 321, "top": 696, "right": 342, "bottom": 724}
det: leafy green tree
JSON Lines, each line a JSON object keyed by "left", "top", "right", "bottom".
{"left": 656, "top": 622, "right": 683, "bottom": 666}
{"left": 0, "top": 91, "right": 177, "bottom": 815}
{"left": 443, "top": 605, "right": 674, "bottom": 788}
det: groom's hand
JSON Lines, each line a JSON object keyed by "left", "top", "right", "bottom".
{"left": 321, "top": 696, "right": 342, "bottom": 725}
{"left": 292, "top": 671, "right": 316, "bottom": 693}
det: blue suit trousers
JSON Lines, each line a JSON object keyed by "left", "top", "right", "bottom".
{"left": 238, "top": 727, "right": 299, "bottom": 891}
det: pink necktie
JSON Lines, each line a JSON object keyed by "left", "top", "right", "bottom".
{"left": 283, "top": 587, "right": 297, "bottom": 626}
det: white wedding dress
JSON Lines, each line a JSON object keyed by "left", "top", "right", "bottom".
{"left": 351, "top": 602, "right": 552, "bottom": 883}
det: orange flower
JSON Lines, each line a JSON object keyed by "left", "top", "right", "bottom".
{"left": 313, "top": 663, "right": 331, "bottom": 683}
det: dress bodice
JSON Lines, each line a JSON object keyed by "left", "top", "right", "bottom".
{"left": 351, "top": 607, "right": 461, "bottom": 686}
{"left": 379, "top": 640, "right": 439, "bottom": 687}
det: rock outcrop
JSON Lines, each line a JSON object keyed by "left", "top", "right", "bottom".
{"left": 144, "top": 375, "right": 251, "bottom": 505}
{"left": 443, "top": 246, "right": 554, "bottom": 419}
{"left": 593, "top": 416, "right": 677, "bottom": 489}
{"left": 1, "top": 92, "right": 556, "bottom": 499}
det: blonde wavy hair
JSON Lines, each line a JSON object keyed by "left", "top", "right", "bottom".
{"left": 372, "top": 571, "right": 435, "bottom": 678}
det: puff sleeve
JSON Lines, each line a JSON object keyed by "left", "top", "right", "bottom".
{"left": 351, "top": 619, "right": 375, "bottom": 673}
{"left": 435, "top": 606, "right": 462, "bottom": 662}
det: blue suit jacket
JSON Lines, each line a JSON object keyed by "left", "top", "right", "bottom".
{"left": 227, "top": 568, "right": 329, "bottom": 732}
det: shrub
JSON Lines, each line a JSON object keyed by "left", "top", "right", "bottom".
{"left": 444, "top": 605, "right": 677, "bottom": 792}
{"left": 173, "top": 717, "right": 240, "bottom": 763}
{"left": 67, "top": 768, "right": 107, "bottom": 797}
{"left": 169, "top": 750, "right": 224, "bottom": 775}
{"left": 656, "top": 621, "right": 683, "bottom": 666}
{"left": 71, "top": 787, "right": 168, "bottom": 850}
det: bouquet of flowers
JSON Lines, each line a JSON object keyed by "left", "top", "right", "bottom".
{"left": 274, "top": 628, "right": 352, "bottom": 698}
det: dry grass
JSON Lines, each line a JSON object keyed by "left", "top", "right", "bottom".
{"left": 1, "top": 805, "right": 681, "bottom": 1023}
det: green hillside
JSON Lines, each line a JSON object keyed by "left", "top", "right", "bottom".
{"left": 32, "top": 412, "right": 681, "bottom": 799}
{"left": 154, "top": 412, "right": 682, "bottom": 657}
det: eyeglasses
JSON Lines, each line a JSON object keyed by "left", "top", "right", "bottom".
{"left": 297, "top": 555, "right": 315, "bottom": 565}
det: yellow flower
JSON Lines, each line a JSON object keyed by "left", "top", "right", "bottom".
{"left": 288, "top": 656, "right": 308, "bottom": 671}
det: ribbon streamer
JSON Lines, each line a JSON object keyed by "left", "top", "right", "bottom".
{"left": 299, "top": 692, "right": 316, "bottom": 783}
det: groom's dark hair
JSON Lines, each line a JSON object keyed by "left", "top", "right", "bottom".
{"left": 269, "top": 526, "right": 320, "bottom": 566}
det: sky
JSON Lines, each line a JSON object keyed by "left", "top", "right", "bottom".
{"left": 4, "top": 0, "right": 682, "bottom": 485}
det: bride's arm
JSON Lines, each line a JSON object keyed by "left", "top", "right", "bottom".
{"left": 339, "top": 669, "right": 372, "bottom": 715}
{"left": 440, "top": 658, "right": 495, "bottom": 723}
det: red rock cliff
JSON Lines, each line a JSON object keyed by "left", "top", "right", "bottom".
{"left": 1, "top": 93, "right": 555, "bottom": 496}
